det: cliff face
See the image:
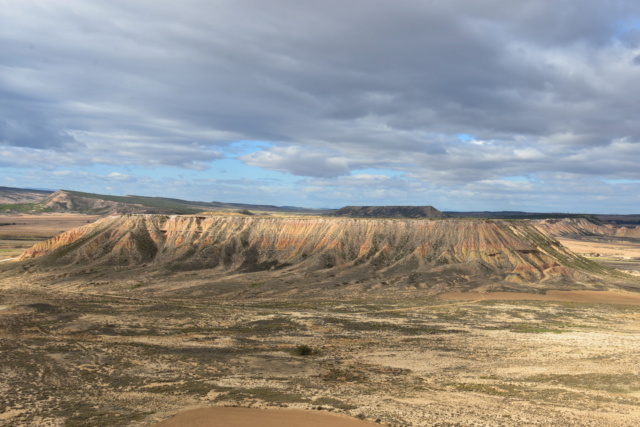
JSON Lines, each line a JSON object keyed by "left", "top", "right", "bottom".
{"left": 537, "top": 218, "right": 640, "bottom": 239}
{"left": 18, "top": 215, "right": 608, "bottom": 289}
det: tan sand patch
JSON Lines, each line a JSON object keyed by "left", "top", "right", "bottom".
{"left": 558, "top": 237, "right": 640, "bottom": 258}
{"left": 438, "top": 290, "right": 640, "bottom": 305}
{"left": 0, "top": 409, "right": 26, "bottom": 420}
{"left": 152, "top": 407, "right": 374, "bottom": 427}
{"left": 0, "top": 213, "right": 100, "bottom": 239}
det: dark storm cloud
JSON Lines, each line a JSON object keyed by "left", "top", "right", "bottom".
{"left": 2, "top": 0, "right": 640, "bottom": 209}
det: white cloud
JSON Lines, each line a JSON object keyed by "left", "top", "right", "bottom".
{"left": 240, "top": 146, "right": 350, "bottom": 177}
{"left": 2, "top": 0, "right": 640, "bottom": 211}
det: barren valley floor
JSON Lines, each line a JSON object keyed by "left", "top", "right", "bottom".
{"left": 0, "top": 214, "right": 99, "bottom": 260}
{"left": 2, "top": 285, "right": 640, "bottom": 426}
{"left": 2, "top": 214, "right": 640, "bottom": 426}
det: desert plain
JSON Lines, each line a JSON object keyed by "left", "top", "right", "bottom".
{"left": 1, "top": 213, "right": 640, "bottom": 426}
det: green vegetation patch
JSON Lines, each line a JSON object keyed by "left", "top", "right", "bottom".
{"left": 65, "top": 190, "right": 205, "bottom": 214}
{"left": 323, "top": 317, "right": 465, "bottom": 335}
{"left": 56, "top": 401, "right": 151, "bottom": 427}
{"left": 0, "top": 203, "right": 52, "bottom": 213}
{"left": 454, "top": 382, "right": 624, "bottom": 409}
{"left": 322, "top": 367, "right": 367, "bottom": 382}
{"left": 313, "top": 396, "right": 358, "bottom": 410}
{"left": 142, "top": 380, "right": 214, "bottom": 396}
{"left": 216, "top": 387, "right": 310, "bottom": 404}
{"left": 227, "top": 316, "right": 305, "bottom": 335}
{"left": 525, "top": 373, "right": 640, "bottom": 394}
{"left": 292, "top": 344, "right": 314, "bottom": 356}
{"left": 508, "top": 323, "right": 570, "bottom": 333}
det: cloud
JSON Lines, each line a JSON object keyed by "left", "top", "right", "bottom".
{"left": 2, "top": 0, "right": 640, "bottom": 211}
{"left": 240, "top": 146, "right": 350, "bottom": 177}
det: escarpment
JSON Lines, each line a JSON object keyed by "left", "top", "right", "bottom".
{"left": 16, "top": 215, "right": 618, "bottom": 292}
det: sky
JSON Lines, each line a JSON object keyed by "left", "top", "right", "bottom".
{"left": 2, "top": 0, "right": 640, "bottom": 213}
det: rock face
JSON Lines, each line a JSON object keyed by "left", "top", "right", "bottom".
{"left": 333, "top": 206, "right": 448, "bottom": 218}
{"left": 537, "top": 218, "right": 640, "bottom": 239}
{"left": 18, "top": 215, "right": 611, "bottom": 291}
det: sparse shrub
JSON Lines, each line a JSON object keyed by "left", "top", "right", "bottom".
{"left": 313, "top": 397, "right": 357, "bottom": 410}
{"left": 293, "top": 344, "right": 313, "bottom": 356}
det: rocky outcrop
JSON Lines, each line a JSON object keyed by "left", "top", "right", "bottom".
{"left": 18, "top": 215, "right": 612, "bottom": 290}
{"left": 333, "top": 206, "right": 447, "bottom": 218}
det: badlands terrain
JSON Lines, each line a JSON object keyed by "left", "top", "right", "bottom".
{"left": 2, "top": 195, "right": 640, "bottom": 425}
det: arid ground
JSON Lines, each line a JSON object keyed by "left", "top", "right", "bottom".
{"left": 0, "top": 214, "right": 99, "bottom": 260}
{"left": 557, "top": 236, "right": 640, "bottom": 275}
{"left": 2, "top": 215, "right": 640, "bottom": 426}
{"left": 3, "top": 283, "right": 640, "bottom": 426}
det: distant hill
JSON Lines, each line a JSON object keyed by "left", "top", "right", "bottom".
{"left": 1, "top": 188, "right": 324, "bottom": 215}
{"left": 594, "top": 214, "right": 640, "bottom": 227}
{"left": 537, "top": 217, "right": 640, "bottom": 239}
{"left": 446, "top": 211, "right": 600, "bottom": 220}
{"left": 0, "top": 186, "right": 52, "bottom": 205}
{"left": 447, "top": 211, "right": 640, "bottom": 226}
{"left": 332, "top": 205, "right": 448, "bottom": 218}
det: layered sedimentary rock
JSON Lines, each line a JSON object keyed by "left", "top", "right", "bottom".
{"left": 18, "top": 215, "right": 609, "bottom": 289}
{"left": 537, "top": 218, "right": 640, "bottom": 239}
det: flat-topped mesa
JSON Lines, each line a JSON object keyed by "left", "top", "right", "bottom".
{"left": 17, "top": 215, "right": 612, "bottom": 289}
{"left": 333, "top": 205, "right": 448, "bottom": 218}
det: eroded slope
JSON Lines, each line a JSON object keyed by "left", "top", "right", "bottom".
{"left": 14, "top": 215, "right": 620, "bottom": 294}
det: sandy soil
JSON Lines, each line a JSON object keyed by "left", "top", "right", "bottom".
{"left": 0, "top": 213, "right": 100, "bottom": 259}
{"left": 558, "top": 237, "right": 640, "bottom": 258}
{"left": 438, "top": 290, "right": 640, "bottom": 305}
{"left": 0, "top": 213, "right": 100, "bottom": 239}
{"left": 152, "top": 407, "right": 374, "bottom": 427}
{"left": 3, "top": 282, "right": 640, "bottom": 426}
